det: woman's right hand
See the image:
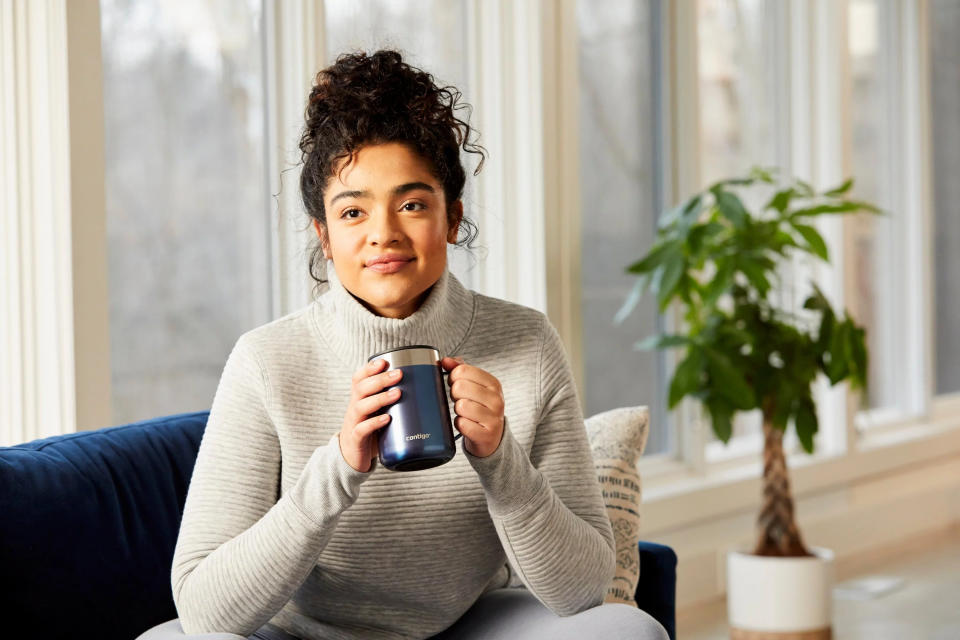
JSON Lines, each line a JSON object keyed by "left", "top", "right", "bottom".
{"left": 338, "top": 358, "right": 402, "bottom": 472}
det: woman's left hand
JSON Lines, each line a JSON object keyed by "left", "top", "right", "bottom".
{"left": 440, "top": 357, "right": 505, "bottom": 458}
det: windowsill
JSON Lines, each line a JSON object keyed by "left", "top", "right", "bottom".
{"left": 640, "top": 409, "right": 960, "bottom": 536}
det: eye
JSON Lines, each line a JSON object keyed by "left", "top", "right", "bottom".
{"left": 402, "top": 202, "right": 426, "bottom": 212}
{"left": 341, "top": 208, "right": 362, "bottom": 220}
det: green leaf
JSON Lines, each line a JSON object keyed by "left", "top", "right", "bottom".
{"left": 688, "top": 221, "right": 725, "bottom": 257}
{"left": 669, "top": 349, "right": 705, "bottom": 408}
{"left": 705, "top": 397, "right": 734, "bottom": 443}
{"left": 815, "top": 304, "right": 836, "bottom": 363}
{"left": 660, "top": 194, "right": 703, "bottom": 228}
{"left": 703, "top": 261, "right": 735, "bottom": 307}
{"left": 656, "top": 251, "right": 686, "bottom": 311}
{"left": 803, "top": 282, "right": 832, "bottom": 313}
{"left": 792, "top": 223, "right": 829, "bottom": 261}
{"left": 766, "top": 187, "right": 796, "bottom": 213}
{"left": 771, "top": 393, "right": 795, "bottom": 431}
{"left": 790, "top": 201, "right": 863, "bottom": 218}
{"left": 711, "top": 177, "right": 757, "bottom": 189}
{"left": 794, "top": 178, "right": 815, "bottom": 197}
{"left": 613, "top": 277, "right": 646, "bottom": 326}
{"left": 634, "top": 334, "right": 691, "bottom": 351}
{"left": 823, "top": 177, "right": 854, "bottom": 196}
{"left": 626, "top": 240, "right": 676, "bottom": 275}
{"left": 826, "top": 320, "right": 852, "bottom": 383}
{"left": 849, "top": 322, "right": 868, "bottom": 391}
{"left": 771, "top": 230, "right": 799, "bottom": 254}
{"left": 704, "top": 348, "right": 756, "bottom": 410}
{"left": 794, "top": 396, "right": 818, "bottom": 454}
{"left": 712, "top": 188, "right": 749, "bottom": 227}
{"left": 749, "top": 166, "right": 777, "bottom": 184}
{"left": 739, "top": 258, "right": 772, "bottom": 296}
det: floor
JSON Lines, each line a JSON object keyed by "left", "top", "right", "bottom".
{"left": 683, "top": 531, "right": 960, "bottom": 640}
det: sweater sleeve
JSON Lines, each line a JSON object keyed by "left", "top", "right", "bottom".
{"left": 463, "top": 314, "right": 616, "bottom": 616}
{"left": 171, "top": 334, "right": 376, "bottom": 636}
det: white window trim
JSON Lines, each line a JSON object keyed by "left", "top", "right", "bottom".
{"left": 1, "top": 0, "right": 111, "bottom": 446}
{"left": 263, "top": 0, "right": 328, "bottom": 317}
{"left": 465, "top": 0, "right": 549, "bottom": 313}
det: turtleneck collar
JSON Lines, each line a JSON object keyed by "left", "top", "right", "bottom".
{"left": 310, "top": 260, "right": 477, "bottom": 370}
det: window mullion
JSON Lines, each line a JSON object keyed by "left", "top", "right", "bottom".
{"left": 898, "top": 0, "right": 935, "bottom": 415}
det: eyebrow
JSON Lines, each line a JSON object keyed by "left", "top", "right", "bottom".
{"left": 329, "top": 182, "right": 436, "bottom": 206}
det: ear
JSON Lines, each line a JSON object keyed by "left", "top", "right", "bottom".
{"left": 312, "top": 219, "right": 330, "bottom": 258}
{"left": 447, "top": 200, "right": 464, "bottom": 244}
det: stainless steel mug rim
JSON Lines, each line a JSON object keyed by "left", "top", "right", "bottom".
{"left": 368, "top": 345, "right": 441, "bottom": 369}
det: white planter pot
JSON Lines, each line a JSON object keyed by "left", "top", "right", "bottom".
{"left": 727, "top": 546, "right": 834, "bottom": 638}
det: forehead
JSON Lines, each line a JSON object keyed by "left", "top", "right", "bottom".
{"left": 328, "top": 142, "right": 439, "bottom": 190}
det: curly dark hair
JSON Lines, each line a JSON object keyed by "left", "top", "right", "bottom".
{"left": 298, "top": 49, "right": 487, "bottom": 292}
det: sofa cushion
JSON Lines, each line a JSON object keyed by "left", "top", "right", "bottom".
{"left": 0, "top": 411, "right": 208, "bottom": 640}
{"left": 585, "top": 406, "right": 650, "bottom": 607}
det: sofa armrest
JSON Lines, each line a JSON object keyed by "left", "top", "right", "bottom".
{"left": 634, "top": 541, "right": 677, "bottom": 640}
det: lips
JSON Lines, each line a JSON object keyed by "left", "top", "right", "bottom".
{"left": 365, "top": 256, "right": 414, "bottom": 274}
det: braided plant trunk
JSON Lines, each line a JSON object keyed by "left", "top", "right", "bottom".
{"left": 754, "top": 399, "right": 812, "bottom": 557}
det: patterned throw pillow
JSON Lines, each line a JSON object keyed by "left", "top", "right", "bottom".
{"left": 584, "top": 406, "right": 650, "bottom": 607}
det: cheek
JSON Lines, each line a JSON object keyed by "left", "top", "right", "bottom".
{"left": 407, "top": 222, "right": 449, "bottom": 252}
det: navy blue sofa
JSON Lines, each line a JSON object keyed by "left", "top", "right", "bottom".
{"left": 0, "top": 411, "right": 676, "bottom": 640}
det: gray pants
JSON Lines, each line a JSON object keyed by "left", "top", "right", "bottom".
{"left": 138, "top": 588, "right": 669, "bottom": 640}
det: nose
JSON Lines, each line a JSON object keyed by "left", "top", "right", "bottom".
{"left": 368, "top": 209, "right": 405, "bottom": 246}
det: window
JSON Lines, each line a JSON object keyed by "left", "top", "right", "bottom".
{"left": 930, "top": 0, "right": 960, "bottom": 397}
{"left": 100, "top": 0, "right": 271, "bottom": 424}
{"left": 572, "top": 0, "right": 955, "bottom": 473}
{"left": 696, "top": 0, "right": 780, "bottom": 186}
{"left": 846, "top": 0, "right": 907, "bottom": 425}
{"left": 846, "top": 0, "right": 927, "bottom": 430}
{"left": 575, "top": 0, "right": 671, "bottom": 455}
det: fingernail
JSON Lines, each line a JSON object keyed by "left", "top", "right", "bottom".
{"left": 389, "top": 370, "right": 401, "bottom": 378}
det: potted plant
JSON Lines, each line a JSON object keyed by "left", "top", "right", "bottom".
{"left": 616, "top": 167, "right": 878, "bottom": 638}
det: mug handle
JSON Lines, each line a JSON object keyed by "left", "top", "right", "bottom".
{"left": 440, "top": 368, "right": 463, "bottom": 441}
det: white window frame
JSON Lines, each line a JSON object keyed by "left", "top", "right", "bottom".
{"left": 1, "top": 0, "right": 112, "bottom": 446}
{"left": 848, "top": 0, "right": 931, "bottom": 434}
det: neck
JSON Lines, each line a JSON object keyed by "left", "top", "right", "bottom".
{"left": 353, "top": 287, "right": 431, "bottom": 320}
{"left": 310, "top": 260, "right": 476, "bottom": 369}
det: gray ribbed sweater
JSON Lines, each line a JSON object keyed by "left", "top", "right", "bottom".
{"left": 171, "top": 261, "right": 616, "bottom": 639}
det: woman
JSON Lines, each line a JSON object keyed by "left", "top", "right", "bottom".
{"left": 143, "top": 50, "right": 667, "bottom": 640}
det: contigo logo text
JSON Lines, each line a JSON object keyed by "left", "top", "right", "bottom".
{"left": 406, "top": 433, "right": 431, "bottom": 441}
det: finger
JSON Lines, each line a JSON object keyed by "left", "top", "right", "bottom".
{"left": 355, "top": 413, "right": 391, "bottom": 438}
{"left": 354, "top": 358, "right": 388, "bottom": 385}
{"left": 448, "top": 364, "right": 501, "bottom": 393}
{"left": 449, "top": 378, "right": 503, "bottom": 413}
{"left": 356, "top": 367, "right": 402, "bottom": 399}
{"left": 454, "top": 415, "right": 486, "bottom": 436}
{"left": 453, "top": 397, "right": 500, "bottom": 428}
{"left": 440, "top": 356, "right": 462, "bottom": 372}
{"left": 355, "top": 386, "right": 401, "bottom": 418}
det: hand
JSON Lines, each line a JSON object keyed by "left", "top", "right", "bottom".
{"left": 440, "top": 357, "right": 505, "bottom": 458}
{"left": 338, "top": 358, "right": 402, "bottom": 472}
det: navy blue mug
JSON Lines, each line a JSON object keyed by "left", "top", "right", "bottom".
{"left": 368, "top": 345, "right": 461, "bottom": 472}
